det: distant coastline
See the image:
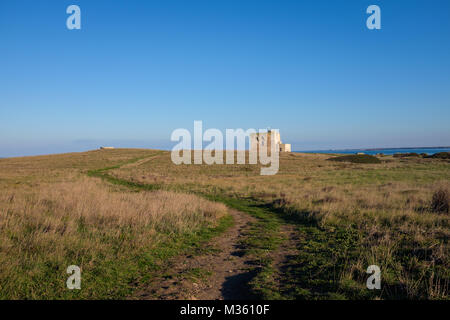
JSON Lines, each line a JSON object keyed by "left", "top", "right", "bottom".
{"left": 301, "top": 146, "right": 450, "bottom": 152}
{"left": 297, "top": 146, "right": 450, "bottom": 156}
{"left": 360, "top": 146, "right": 450, "bottom": 151}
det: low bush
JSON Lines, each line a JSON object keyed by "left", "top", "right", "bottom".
{"left": 393, "top": 153, "right": 421, "bottom": 158}
{"left": 426, "top": 152, "right": 450, "bottom": 159}
{"left": 327, "top": 154, "right": 381, "bottom": 164}
{"left": 431, "top": 188, "right": 449, "bottom": 214}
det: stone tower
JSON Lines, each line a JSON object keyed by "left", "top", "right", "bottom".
{"left": 250, "top": 130, "right": 291, "bottom": 153}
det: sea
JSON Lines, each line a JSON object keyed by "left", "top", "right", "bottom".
{"left": 297, "top": 147, "right": 450, "bottom": 156}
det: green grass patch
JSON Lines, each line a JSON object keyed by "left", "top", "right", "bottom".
{"left": 0, "top": 214, "right": 233, "bottom": 300}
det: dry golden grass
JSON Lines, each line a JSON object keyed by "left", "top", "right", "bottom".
{"left": 0, "top": 176, "right": 226, "bottom": 241}
{"left": 1, "top": 149, "right": 448, "bottom": 299}
{"left": 111, "top": 151, "right": 450, "bottom": 299}
{"left": 0, "top": 151, "right": 227, "bottom": 299}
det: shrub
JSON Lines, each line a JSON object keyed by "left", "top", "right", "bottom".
{"left": 426, "top": 152, "right": 450, "bottom": 159}
{"left": 393, "top": 153, "right": 420, "bottom": 158}
{"left": 327, "top": 154, "right": 381, "bottom": 164}
{"left": 272, "top": 197, "right": 292, "bottom": 207}
{"left": 431, "top": 188, "right": 449, "bottom": 214}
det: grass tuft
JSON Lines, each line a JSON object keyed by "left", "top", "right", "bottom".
{"left": 431, "top": 188, "right": 449, "bottom": 214}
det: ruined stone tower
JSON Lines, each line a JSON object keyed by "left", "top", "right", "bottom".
{"left": 250, "top": 130, "right": 291, "bottom": 153}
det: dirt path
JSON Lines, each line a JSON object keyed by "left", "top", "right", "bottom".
{"left": 133, "top": 209, "right": 258, "bottom": 300}
{"left": 121, "top": 155, "right": 160, "bottom": 169}
{"left": 92, "top": 155, "right": 299, "bottom": 300}
{"left": 112, "top": 155, "right": 302, "bottom": 300}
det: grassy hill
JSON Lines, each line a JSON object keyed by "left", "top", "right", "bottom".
{"left": 0, "top": 149, "right": 448, "bottom": 299}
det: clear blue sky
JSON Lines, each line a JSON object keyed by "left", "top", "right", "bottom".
{"left": 1, "top": 0, "right": 449, "bottom": 157}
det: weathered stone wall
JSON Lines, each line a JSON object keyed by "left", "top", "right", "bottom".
{"left": 280, "top": 144, "right": 291, "bottom": 152}
{"left": 250, "top": 131, "right": 282, "bottom": 154}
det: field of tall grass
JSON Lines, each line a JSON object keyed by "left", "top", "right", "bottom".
{"left": 112, "top": 151, "right": 450, "bottom": 299}
{"left": 0, "top": 150, "right": 227, "bottom": 299}
{"left": 0, "top": 149, "right": 448, "bottom": 299}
